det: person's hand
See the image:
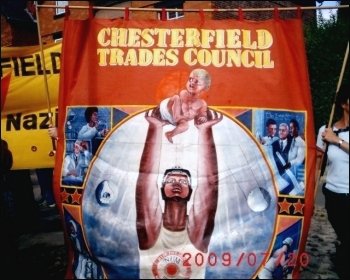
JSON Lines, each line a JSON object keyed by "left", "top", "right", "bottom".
{"left": 144, "top": 108, "right": 169, "bottom": 127}
{"left": 195, "top": 109, "right": 223, "bottom": 129}
{"left": 90, "top": 119, "right": 99, "bottom": 128}
{"left": 321, "top": 127, "right": 338, "bottom": 145}
{"left": 283, "top": 162, "right": 291, "bottom": 170}
{"left": 80, "top": 141, "right": 88, "bottom": 150}
{"left": 101, "top": 128, "right": 109, "bottom": 137}
{"left": 196, "top": 116, "right": 207, "bottom": 125}
{"left": 48, "top": 125, "right": 58, "bottom": 139}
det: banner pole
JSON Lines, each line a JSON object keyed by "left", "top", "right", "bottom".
{"left": 35, "top": 4, "right": 349, "bottom": 12}
{"left": 35, "top": 2, "right": 56, "bottom": 156}
{"left": 314, "top": 41, "right": 349, "bottom": 200}
{"left": 327, "top": 42, "right": 349, "bottom": 128}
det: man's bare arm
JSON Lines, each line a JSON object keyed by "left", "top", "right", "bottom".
{"left": 135, "top": 110, "right": 165, "bottom": 249}
{"left": 188, "top": 110, "right": 222, "bottom": 252}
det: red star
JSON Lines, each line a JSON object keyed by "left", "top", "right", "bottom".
{"left": 278, "top": 198, "right": 292, "bottom": 214}
{"left": 293, "top": 199, "right": 304, "bottom": 214}
{"left": 71, "top": 189, "right": 81, "bottom": 204}
{"left": 60, "top": 189, "right": 70, "bottom": 203}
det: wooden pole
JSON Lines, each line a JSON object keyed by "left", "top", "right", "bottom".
{"left": 35, "top": 4, "right": 349, "bottom": 12}
{"left": 35, "top": 2, "right": 56, "bottom": 156}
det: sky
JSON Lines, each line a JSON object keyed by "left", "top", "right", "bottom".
{"left": 316, "top": 1, "right": 340, "bottom": 20}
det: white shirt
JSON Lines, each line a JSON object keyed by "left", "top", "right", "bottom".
{"left": 63, "top": 153, "right": 80, "bottom": 177}
{"left": 78, "top": 124, "right": 100, "bottom": 140}
{"left": 139, "top": 225, "right": 206, "bottom": 279}
{"left": 288, "top": 135, "right": 306, "bottom": 166}
{"left": 279, "top": 138, "right": 288, "bottom": 151}
{"left": 63, "top": 151, "right": 91, "bottom": 177}
{"left": 261, "top": 135, "right": 279, "bottom": 146}
{"left": 316, "top": 125, "right": 349, "bottom": 194}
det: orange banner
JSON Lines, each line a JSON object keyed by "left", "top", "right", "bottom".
{"left": 56, "top": 18, "right": 316, "bottom": 279}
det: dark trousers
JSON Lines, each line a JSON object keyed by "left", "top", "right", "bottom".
{"left": 36, "top": 168, "right": 55, "bottom": 205}
{"left": 323, "top": 186, "right": 349, "bottom": 279}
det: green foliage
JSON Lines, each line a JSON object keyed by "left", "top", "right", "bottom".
{"left": 304, "top": 14, "right": 349, "bottom": 133}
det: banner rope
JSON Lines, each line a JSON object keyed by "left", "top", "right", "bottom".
{"left": 314, "top": 41, "right": 349, "bottom": 201}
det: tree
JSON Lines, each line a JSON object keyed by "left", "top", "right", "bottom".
{"left": 304, "top": 6, "right": 349, "bottom": 132}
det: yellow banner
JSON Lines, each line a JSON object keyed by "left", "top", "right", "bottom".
{"left": 1, "top": 42, "right": 61, "bottom": 169}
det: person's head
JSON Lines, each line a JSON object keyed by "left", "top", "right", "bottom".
{"left": 1, "top": 138, "right": 13, "bottom": 171}
{"left": 161, "top": 166, "right": 192, "bottom": 202}
{"left": 265, "top": 118, "right": 277, "bottom": 137}
{"left": 289, "top": 119, "right": 299, "bottom": 137}
{"left": 278, "top": 123, "right": 289, "bottom": 140}
{"left": 84, "top": 107, "right": 99, "bottom": 123}
{"left": 282, "top": 237, "right": 293, "bottom": 252}
{"left": 73, "top": 140, "right": 83, "bottom": 155}
{"left": 186, "top": 69, "right": 211, "bottom": 95}
{"left": 335, "top": 82, "right": 349, "bottom": 118}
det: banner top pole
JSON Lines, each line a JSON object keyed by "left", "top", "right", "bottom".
{"left": 35, "top": 4, "right": 349, "bottom": 13}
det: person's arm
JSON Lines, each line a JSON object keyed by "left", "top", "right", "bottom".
{"left": 338, "top": 139, "right": 349, "bottom": 153}
{"left": 315, "top": 126, "right": 326, "bottom": 183}
{"left": 188, "top": 110, "right": 222, "bottom": 252}
{"left": 98, "top": 128, "right": 109, "bottom": 137}
{"left": 196, "top": 101, "right": 208, "bottom": 124}
{"left": 315, "top": 149, "right": 324, "bottom": 182}
{"left": 289, "top": 137, "right": 306, "bottom": 166}
{"left": 135, "top": 110, "right": 167, "bottom": 249}
{"left": 48, "top": 125, "right": 58, "bottom": 140}
{"left": 78, "top": 124, "right": 98, "bottom": 140}
{"left": 271, "top": 245, "right": 288, "bottom": 267}
{"left": 48, "top": 125, "right": 58, "bottom": 153}
{"left": 198, "top": 100, "right": 208, "bottom": 116}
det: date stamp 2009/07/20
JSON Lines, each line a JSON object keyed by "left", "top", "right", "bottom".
{"left": 178, "top": 251, "right": 310, "bottom": 268}
{"left": 150, "top": 251, "right": 310, "bottom": 278}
